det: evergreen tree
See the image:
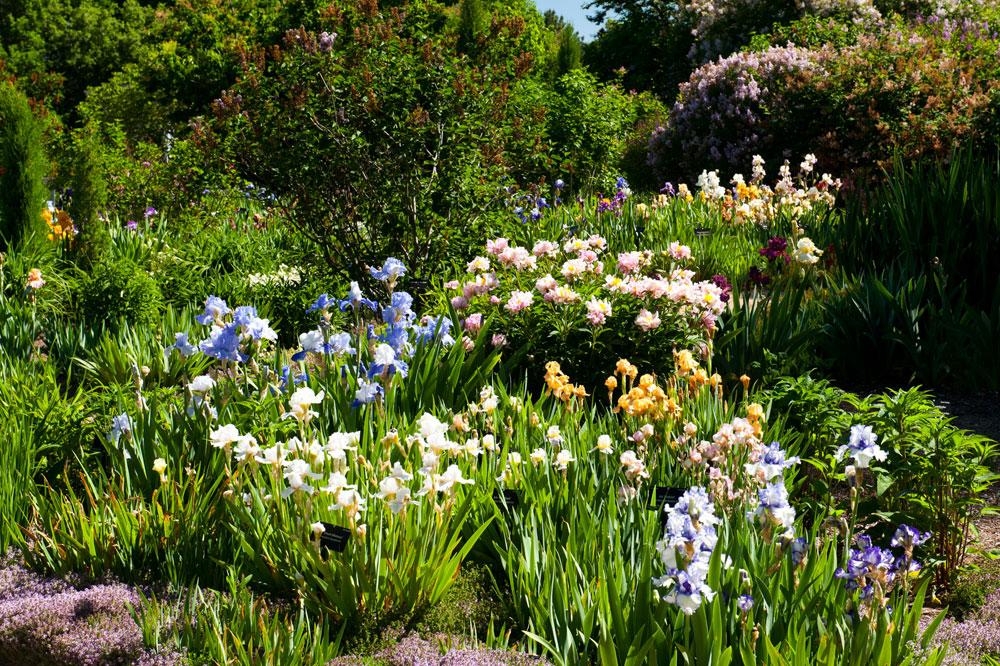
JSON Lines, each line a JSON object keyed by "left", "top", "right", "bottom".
{"left": 556, "top": 25, "right": 583, "bottom": 76}
{"left": 458, "top": 0, "right": 486, "bottom": 54}
{"left": 0, "top": 82, "right": 49, "bottom": 251}
{"left": 68, "top": 122, "right": 111, "bottom": 266}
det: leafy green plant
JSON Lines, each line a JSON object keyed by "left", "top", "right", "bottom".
{"left": 135, "top": 571, "right": 346, "bottom": 665}
{"left": 73, "top": 305, "right": 212, "bottom": 391}
{"left": 850, "top": 388, "right": 999, "bottom": 592}
{"left": 222, "top": 402, "right": 493, "bottom": 631}
{"left": 715, "top": 282, "right": 827, "bottom": 383}
{"left": 78, "top": 257, "right": 164, "bottom": 331}
{"left": 545, "top": 70, "right": 653, "bottom": 192}
{"left": 210, "top": 13, "right": 532, "bottom": 283}
{"left": 831, "top": 148, "right": 1000, "bottom": 387}
{"left": 65, "top": 121, "right": 111, "bottom": 266}
{"left": 0, "top": 411, "right": 41, "bottom": 550}
{"left": 20, "top": 376, "right": 242, "bottom": 587}
{"left": 818, "top": 268, "right": 933, "bottom": 386}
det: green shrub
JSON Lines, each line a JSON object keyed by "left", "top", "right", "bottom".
{"left": 948, "top": 558, "right": 1000, "bottom": 621}
{"left": 0, "top": 82, "right": 49, "bottom": 251}
{"left": 0, "top": 0, "right": 153, "bottom": 119}
{"left": 546, "top": 70, "right": 666, "bottom": 193}
{"left": 79, "top": 258, "right": 164, "bottom": 331}
{"left": 748, "top": 11, "right": 871, "bottom": 51}
{"left": 847, "top": 388, "right": 999, "bottom": 592}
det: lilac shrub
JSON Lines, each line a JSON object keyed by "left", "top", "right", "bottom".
{"left": 648, "top": 45, "right": 829, "bottom": 184}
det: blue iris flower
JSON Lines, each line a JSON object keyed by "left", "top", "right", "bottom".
{"left": 351, "top": 378, "right": 384, "bottom": 408}
{"left": 381, "top": 291, "right": 414, "bottom": 326}
{"left": 326, "top": 331, "right": 355, "bottom": 356}
{"left": 308, "top": 293, "right": 334, "bottom": 313}
{"left": 381, "top": 323, "right": 411, "bottom": 356}
{"left": 339, "top": 282, "right": 378, "bottom": 312}
{"left": 367, "top": 343, "right": 409, "bottom": 379}
{"left": 370, "top": 257, "right": 407, "bottom": 283}
{"left": 172, "top": 332, "right": 198, "bottom": 357}
{"left": 108, "top": 412, "right": 133, "bottom": 444}
{"left": 232, "top": 306, "right": 258, "bottom": 328}
{"left": 199, "top": 324, "right": 245, "bottom": 362}
{"left": 279, "top": 365, "right": 308, "bottom": 391}
{"left": 414, "top": 316, "right": 454, "bottom": 346}
{"left": 196, "top": 296, "right": 230, "bottom": 325}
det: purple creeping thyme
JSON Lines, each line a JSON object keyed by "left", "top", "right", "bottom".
{"left": 931, "top": 587, "right": 1000, "bottom": 664}
{"left": 935, "top": 618, "right": 1000, "bottom": 665}
{"left": 329, "top": 631, "right": 552, "bottom": 665}
{"left": 0, "top": 559, "right": 184, "bottom": 666}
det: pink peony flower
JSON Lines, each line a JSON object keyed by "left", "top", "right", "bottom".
{"left": 586, "top": 298, "right": 612, "bottom": 326}
{"left": 486, "top": 237, "right": 509, "bottom": 255}
{"left": 463, "top": 312, "right": 483, "bottom": 334}
{"left": 535, "top": 274, "right": 558, "bottom": 294}
{"left": 668, "top": 241, "right": 692, "bottom": 261}
{"left": 532, "top": 240, "right": 559, "bottom": 258}
{"left": 505, "top": 290, "right": 534, "bottom": 313}
{"left": 635, "top": 308, "right": 661, "bottom": 331}
{"left": 617, "top": 251, "right": 642, "bottom": 274}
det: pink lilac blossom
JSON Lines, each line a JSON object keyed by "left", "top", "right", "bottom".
{"left": 648, "top": 45, "right": 827, "bottom": 182}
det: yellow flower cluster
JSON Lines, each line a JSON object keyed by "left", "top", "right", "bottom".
{"left": 673, "top": 349, "right": 722, "bottom": 397}
{"left": 42, "top": 208, "right": 76, "bottom": 243}
{"left": 543, "top": 361, "right": 587, "bottom": 405}
{"left": 746, "top": 401, "right": 765, "bottom": 438}
{"left": 607, "top": 359, "right": 677, "bottom": 420}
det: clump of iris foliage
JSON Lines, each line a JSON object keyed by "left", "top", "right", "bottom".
{"left": 1, "top": 150, "right": 996, "bottom": 665}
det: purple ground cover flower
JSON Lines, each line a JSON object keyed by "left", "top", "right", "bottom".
{"left": 0, "top": 560, "right": 184, "bottom": 666}
{"left": 328, "top": 631, "right": 551, "bottom": 665}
